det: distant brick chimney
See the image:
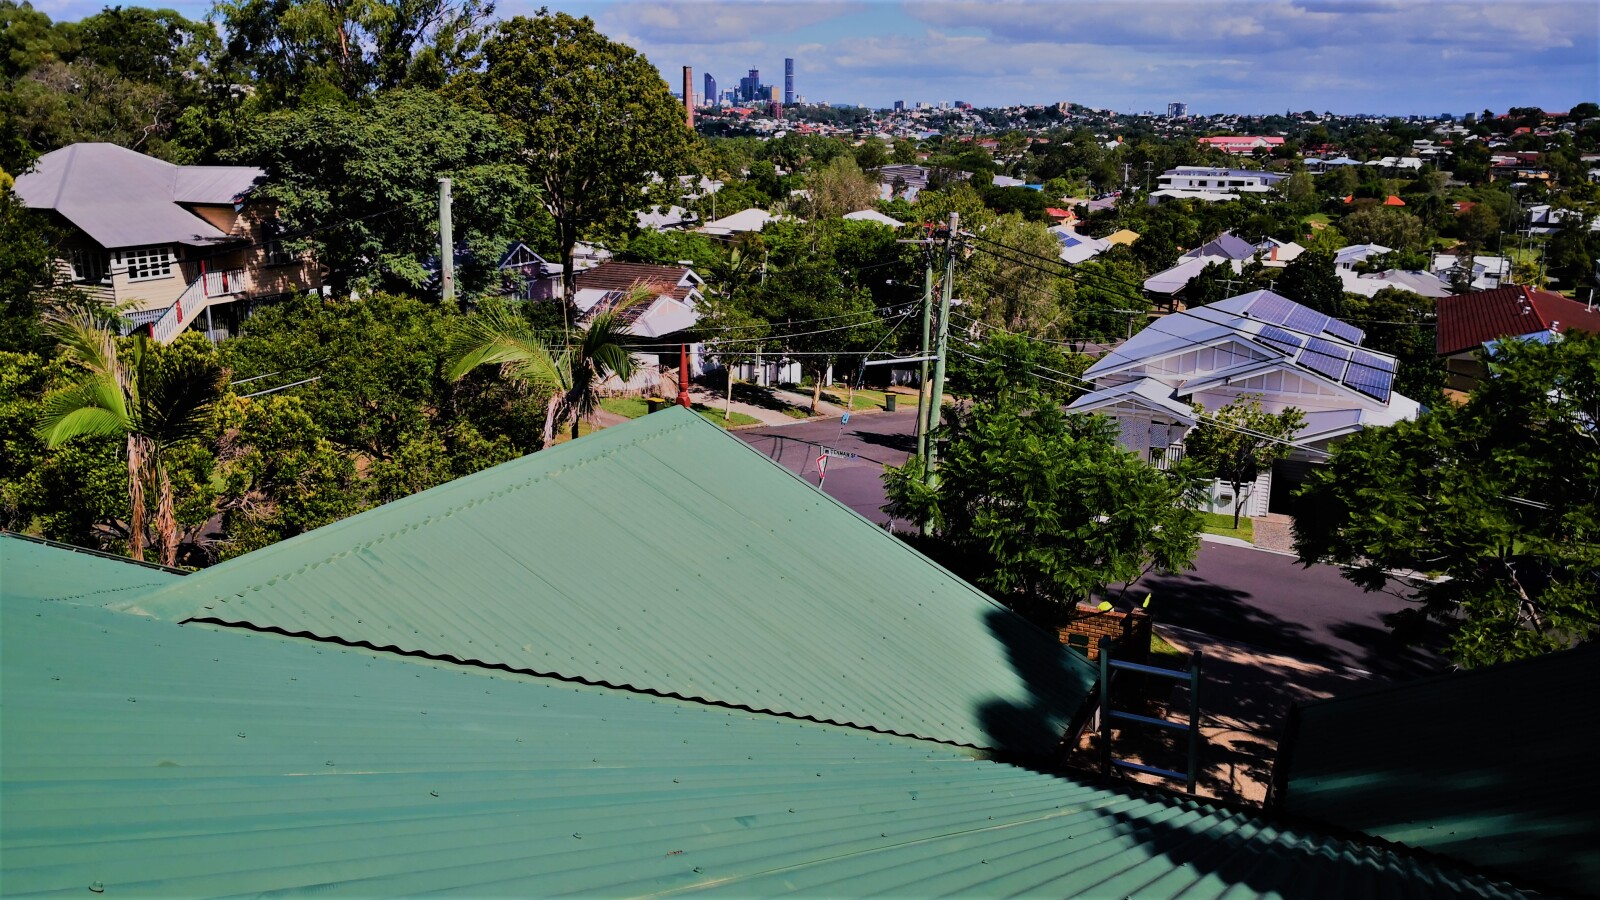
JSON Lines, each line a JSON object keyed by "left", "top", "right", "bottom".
{"left": 683, "top": 66, "right": 694, "bottom": 130}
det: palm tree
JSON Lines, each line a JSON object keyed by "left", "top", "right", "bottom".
{"left": 446, "top": 288, "right": 649, "bottom": 445}
{"left": 36, "top": 311, "right": 227, "bottom": 565}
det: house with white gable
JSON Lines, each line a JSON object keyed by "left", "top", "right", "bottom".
{"left": 1068, "top": 290, "right": 1421, "bottom": 517}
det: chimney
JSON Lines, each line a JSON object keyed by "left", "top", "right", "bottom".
{"left": 683, "top": 66, "right": 694, "bottom": 130}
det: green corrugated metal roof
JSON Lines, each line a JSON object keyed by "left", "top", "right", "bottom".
{"left": 1275, "top": 644, "right": 1599, "bottom": 896}
{"left": 1, "top": 549, "right": 1530, "bottom": 898}
{"left": 0, "top": 532, "right": 181, "bottom": 604}
{"left": 124, "top": 408, "right": 1095, "bottom": 755}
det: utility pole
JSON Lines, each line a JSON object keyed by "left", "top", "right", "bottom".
{"left": 1144, "top": 160, "right": 1154, "bottom": 193}
{"left": 923, "top": 212, "right": 958, "bottom": 499}
{"left": 438, "top": 177, "right": 455, "bottom": 304}
{"left": 914, "top": 257, "right": 934, "bottom": 459}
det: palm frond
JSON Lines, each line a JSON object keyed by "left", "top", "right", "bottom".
{"left": 445, "top": 306, "right": 568, "bottom": 389}
{"left": 43, "top": 308, "right": 121, "bottom": 379}
{"left": 138, "top": 352, "right": 229, "bottom": 447}
{"left": 37, "top": 375, "right": 131, "bottom": 445}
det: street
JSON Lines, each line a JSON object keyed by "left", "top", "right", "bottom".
{"left": 737, "top": 408, "right": 1447, "bottom": 680}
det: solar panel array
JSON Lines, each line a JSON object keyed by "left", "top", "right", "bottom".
{"left": 1247, "top": 323, "right": 1396, "bottom": 402}
{"left": 1244, "top": 293, "right": 1367, "bottom": 345}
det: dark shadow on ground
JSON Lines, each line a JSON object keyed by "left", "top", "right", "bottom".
{"left": 729, "top": 382, "right": 811, "bottom": 415}
{"left": 851, "top": 429, "right": 917, "bottom": 454}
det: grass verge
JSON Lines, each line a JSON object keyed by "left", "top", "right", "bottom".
{"left": 1198, "top": 511, "right": 1254, "bottom": 542}
{"left": 692, "top": 403, "right": 761, "bottom": 428}
{"left": 599, "top": 396, "right": 649, "bottom": 419}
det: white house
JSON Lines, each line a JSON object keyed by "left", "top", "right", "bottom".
{"left": 1432, "top": 253, "right": 1511, "bottom": 291}
{"left": 1333, "top": 243, "right": 1392, "bottom": 270}
{"left": 1154, "top": 167, "right": 1288, "bottom": 200}
{"left": 697, "top": 207, "right": 784, "bottom": 236}
{"left": 1068, "top": 290, "right": 1420, "bottom": 517}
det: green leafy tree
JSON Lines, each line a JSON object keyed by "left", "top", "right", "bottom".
{"left": 1276, "top": 248, "right": 1345, "bottom": 316}
{"left": 1294, "top": 333, "right": 1600, "bottom": 667}
{"left": 213, "top": 393, "right": 363, "bottom": 560}
{"left": 801, "top": 155, "right": 879, "bottom": 220}
{"left": 455, "top": 11, "right": 691, "bottom": 300}
{"left": 36, "top": 320, "right": 226, "bottom": 565}
{"left": 232, "top": 89, "right": 529, "bottom": 297}
{"left": 1344, "top": 288, "right": 1444, "bottom": 402}
{"left": 1185, "top": 260, "right": 1238, "bottom": 308}
{"left": 213, "top": 0, "right": 493, "bottom": 106}
{"left": 1339, "top": 205, "right": 1429, "bottom": 253}
{"left": 1183, "top": 396, "right": 1305, "bottom": 528}
{"left": 884, "top": 400, "right": 1201, "bottom": 619}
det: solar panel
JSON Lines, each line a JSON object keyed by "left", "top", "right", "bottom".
{"left": 1246, "top": 292, "right": 1296, "bottom": 324}
{"left": 1285, "top": 304, "right": 1329, "bottom": 335}
{"left": 1343, "top": 350, "right": 1396, "bottom": 402}
{"left": 1257, "top": 325, "right": 1303, "bottom": 352}
{"left": 1301, "top": 337, "right": 1350, "bottom": 380}
{"left": 1324, "top": 319, "right": 1366, "bottom": 345}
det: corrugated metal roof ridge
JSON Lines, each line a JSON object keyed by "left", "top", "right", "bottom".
{"left": 124, "top": 408, "right": 1096, "bottom": 753}
{"left": 149, "top": 408, "right": 1019, "bottom": 620}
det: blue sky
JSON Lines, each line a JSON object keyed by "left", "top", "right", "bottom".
{"left": 37, "top": 0, "right": 1598, "bottom": 114}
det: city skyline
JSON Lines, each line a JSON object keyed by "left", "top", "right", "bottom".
{"left": 552, "top": 0, "right": 1595, "bottom": 115}
{"left": 30, "top": 0, "right": 1598, "bottom": 114}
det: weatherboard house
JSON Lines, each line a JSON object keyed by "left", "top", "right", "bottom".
{"left": 1069, "top": 291, "right": 1420, "bottom": 517}
{"left": 0, "top": 409, "right": 1533, "bottom": 897}
{"left": 13, "top": 143, "right": 319, "bottom": 343}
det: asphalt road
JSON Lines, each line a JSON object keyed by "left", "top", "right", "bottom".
{"left": 738, "top": 409, "right": 1447, "bottom": 681}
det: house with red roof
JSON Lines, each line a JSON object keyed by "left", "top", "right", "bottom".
{"left": 1196, "top": 136, "right": 1285, "bottom": 154}
{"left": 1436, "top": 286, "right": 1600, "bottom": 391}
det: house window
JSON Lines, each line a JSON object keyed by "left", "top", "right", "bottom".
{"left": 118, "top": 246, "right": 175, "bottom": 281}
{"left": 68, "top": 248, "right": 109, "bottom": 284}
{"left": 261, "top": 221, "right": 293, "bottom": 267}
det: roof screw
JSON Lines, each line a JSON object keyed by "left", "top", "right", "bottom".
{"left": 236, "top": 732, "right": 246, "bottom": 739}
{"left": 89, "top": 883, "right": 104, "bottom": 893}
{"left": 573, "top": 833, "right": 582, "bottom": 840}
{"left": 693, "top": 867, "right": 703, "bottom": 874}
{"left": 325, "top": 761, "right": 335, "bottom": 767}
{"left": 430, "top": 791, "right": 439, "bottom": 798}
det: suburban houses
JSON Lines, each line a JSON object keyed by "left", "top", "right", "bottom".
{"left": 1435, "top": 284, "right": 1600, "bottom": 390}
{"left": 1152, "top": 166, "right": 1289, "bottom": 201}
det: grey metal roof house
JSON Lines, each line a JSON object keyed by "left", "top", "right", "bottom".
{"left": 12, "top": 143, "right": 318, "bottom": 342}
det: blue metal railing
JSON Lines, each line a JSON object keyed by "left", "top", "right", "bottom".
{"left": 1098, "top": 639, "right": 1204, "bottom": 794}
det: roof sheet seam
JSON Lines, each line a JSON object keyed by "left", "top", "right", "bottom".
{"left": 182, "top": 616, "right": 998, "bottom": 752}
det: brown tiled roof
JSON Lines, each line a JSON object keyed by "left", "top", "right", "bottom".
{"left": 575, "top": 262, "right": 695, "bottom": 302}
{"left": 1436, "top": 285, "right": 1600, "bottom": 355}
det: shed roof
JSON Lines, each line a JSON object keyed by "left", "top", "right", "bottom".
{"left": 12, "top": 143, "right": 262, "bottom": 249}
{"left": 125, "top": 408, "right": 1096, "bottom": 754}
{"left": 0, "top": 537, "right": 1534, "bottom": 898}
{"left": 1435, "top": 285, "right": 1600, "bottom": 355}
{"left": 1274, "top": 643, "right": 1600, "bottom": 896}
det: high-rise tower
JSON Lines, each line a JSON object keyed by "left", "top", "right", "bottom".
{"left": 703, "top": 72, "right": 717, "bottom": 108}
{"left": 783, "top": 58, "right": 794, "bottom": 105}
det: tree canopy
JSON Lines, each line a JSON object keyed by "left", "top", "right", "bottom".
{"left": 453, "top": 11, "right": 691, "bottom": 298}
{"left": 1294, "top": 332, "right": 1600, "bottom": 667}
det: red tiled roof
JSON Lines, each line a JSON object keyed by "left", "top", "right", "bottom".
{"left": 1045, "top": 208, "right": 1074, "bottom": 218}
{"left": 575, "top": 261, "right": 696, "bottom": 302}
{"left": 1436, "top": 286, "right": 1600, "bottom": 355}
{"left": 1383, "top": 195, "right": 1405, "bottom": 206}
